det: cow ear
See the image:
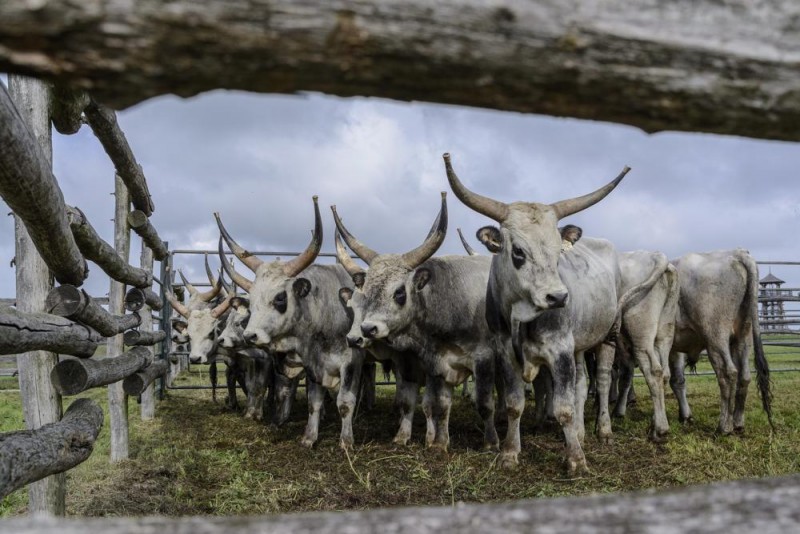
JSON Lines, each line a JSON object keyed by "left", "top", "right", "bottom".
{"left": 477, "top": 226, "right": 503, "bottom": 253}
{"left": 339, "top": 287, "right": 354, "bottom": 304}
{"left": 352, "top": 272, "right": 365, "bottom": 289}
{"left": 413, "top": 268, "right": 432, "bottom": 291}
{"left": 293, "top": 278, "right": 312, "bottom": 298}
{"left": 559, "top": 224, "right": 582, "bottom": 249}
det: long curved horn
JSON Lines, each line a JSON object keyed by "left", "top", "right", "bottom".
{"left": 214, "top": 212, "right": 264, "bottom": 273}
{"left": 204, "top": 253, "right": 215, "bottom": 285}
{"left": 165, "top": 288, "right": 190, "bottom": 319}
{"left": 178, "top": 269, "right": 198, "bottom": 297}
{"left": 550, "top": 166, "right": 631, "bottom": 220}
{"left": 205, "top": 254, "right": 229, "bottom": 298}
{"left": 211, "top": 294, "right": 233, "bottom": 319}
{"left": 331, "top": 205, "right": 379, "bottom": 265}
{"left": 219, "top": 236, "right": 253, "bottom": 292}
{"left": 401, "top": 192, "right": 448, "bottom": 268}
{"left": 443, "top": 153, "right": 509, "bottom": 223}
{"left": 335, "top": 230, "right": 365, "bottom": 277}
{"left": 457, "top": 228, "right": 478, "bottom": 256}
{"left": 217, "top": 268, "right": 232, "bottom": 296}
{"left": 283, "top": 196, "right": 323, "bottom": 277}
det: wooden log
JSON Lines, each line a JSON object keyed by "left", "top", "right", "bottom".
{"left": 7, "top": 473, "right": 800, "bottom": 533}
{"left": 108, "top": 174, "right": 130, "bottom": 462}
{"left": 123, "top": 329, "right": 166, "bottom": 347}
{"left": 1, "top": 1, "right": 799, "bottom": 141}
{"left": 122, "top": 360, "right": 168, "bottom": 397}
{"left": 0, "top": 398, "right": 103, "bottom": 501}
{"left": 0, "top": 306, "right": 101, "bottom": 358}
{"left": 66, "top": 206, "right": 152, "bottom": 288}
{"left": 127, "top": 211, "right": 168, "bottom": 261}
{"left": 50, "top": 85, "right": 88, "bottom": 135}
{"left": 0, "top": 81, "right": 87, "bottom": 286}
{"left": 9, "top": 74, "right": 67, "bottom": 515}
{"left": 83, "top": 101, "right": 154, "bottom": 215}
{"left": 46, "top": 285, "right": 141, "bottom": 337}
{"left": 124, "top": 287, "right": 162, "bottom": 312}
{"left": 50, "top": 347, "right": 151, "bottom": 395}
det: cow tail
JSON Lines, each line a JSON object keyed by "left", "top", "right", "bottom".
{"left": 612, "top": 253, "right": 670, "bottom": 335}
{"left": 740, "top": 251, "right": 774, "bottom": 430}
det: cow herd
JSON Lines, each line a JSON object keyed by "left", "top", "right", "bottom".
{"left": 166, "top": 154, "right": 772, "bottom": 474}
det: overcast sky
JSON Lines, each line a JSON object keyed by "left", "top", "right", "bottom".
{"left": 1, "top": 82, "right": 798, "bottom": 300}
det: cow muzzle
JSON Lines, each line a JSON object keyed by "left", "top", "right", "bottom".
{"left": 545, "top": 290, "right": 569, "bottom": 309}
{"left": 347, "top": 334, "right": 366, "bottom": 348}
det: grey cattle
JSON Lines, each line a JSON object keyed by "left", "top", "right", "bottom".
{"left": 669, "top": 249, "right": 772, "bottom": 433}
{"left": 444, "top": 153, "right": 629, "bottom": 473}
{"left": 333, "top": 193, "right": 503, "bottom": 451}
{"left": 595, "top": 251, "right": 679, "bottom": 443}
{"left": 216, "top": 197, "right": 366, "bottom": 449}
{"left": 334, "top": 231, "right": 426, "bottom": 446}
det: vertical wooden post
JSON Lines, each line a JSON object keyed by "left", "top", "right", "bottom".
{"left": 9, "top": 75, "right": 66, "bottom": 515}
{"left": 139, "top": 242, "right": 156, "bottom": 420}
{"left": 108, "top": 174, "right": 130, "bottom": 461}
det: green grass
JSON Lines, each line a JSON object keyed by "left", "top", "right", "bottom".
{"left": 2, "top": 342, "right": 800, "bottom": 517}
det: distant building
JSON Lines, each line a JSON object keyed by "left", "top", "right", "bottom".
{"left": 759, "top": 272, "right": 786, "bottom": 331}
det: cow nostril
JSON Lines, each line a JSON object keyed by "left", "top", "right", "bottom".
{"left": 346, "top": 336, "right": 364, "bottom": 348}
{"left": 361, "top": 324, "right": 378, "bottom": 339}
{"left": 545, "top": 291, "right": 569, "bottom": 308}
{"left": 243, "top": 332, "right": 257, "bottom": 344}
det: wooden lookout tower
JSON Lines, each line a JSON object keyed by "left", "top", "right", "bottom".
{"left": 759, "top": 272, "right": 786, "bottom": 331}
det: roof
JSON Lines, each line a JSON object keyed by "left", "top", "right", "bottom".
{"left": 760, "top": 273, "right": 785, "bottom": 284}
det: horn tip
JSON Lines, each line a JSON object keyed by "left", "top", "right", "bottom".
{"left": 443, "top": 153, "right": 451, "bottom": 161}
{"left": 312, "top": 195, "right": 319, "bottom": 203}
{"left": 440, "top": 191, "right": 447, "bottom": 199}
{"left": 622, "top": 165, "right": 631, "bottom": 174}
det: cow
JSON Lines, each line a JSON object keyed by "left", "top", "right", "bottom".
{"left": 443, "top": 152, "right": 630, "bottom": 473}
{"left": 668, "top": 249, "right": 772, "bottom": 434}
{"left": 332, "top": 193, "right": 504, "bottom": 452}
{"left": 334, "top": 229, "right": 427, "bottom": 446}
{"left": 216, "top": 196, "right": 366, "bottom": 450}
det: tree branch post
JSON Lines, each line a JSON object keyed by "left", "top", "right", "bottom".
{"left": 45, "top": 285, "right": 141, "bottom": 338}
{"left": 50, "top": 347, "right": 151, "bottom": 395}
{"left": 0, "top": 307, "right": 101, "bottom": 358}
{"left": 127, "top": 211, "right": 168, "bottom": 261}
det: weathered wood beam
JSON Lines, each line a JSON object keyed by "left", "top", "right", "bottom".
{"left": 7, "top": 473, "right": 800, "bottom": 532}
{"left": 123, "top": 329, "right": 167, "bottom": 347}
{"left": 66, "top": 206, "right": 152, "bottom": 288}
{"left": 9, "top": 74, "right": 67, "bottom": 515}
{"left": 0, "top": 307, "right": 101, "bottom": 358}
{"left": 1, "top": 1, "right": 799, "bottom": 141}
{"left": 124, "top": 287, "right": 163, "bottom": 312}
{"left": 50, "top": 85, "right": 88, "bottom": 135}
{"left": 127, "top": 211, "right": 168, "bottom": 261}
{"left": 0, "top": 398, "right": 103, "bottom": 501}
{"left": 50, "top": 347, "right": 151, "bottom": 395}
{"left": 122, "top": 360, "right": 168, "bottom": 397}
{"left": 0, "top": 82, "right": 87, "bottom": 286}
{"left": 83, "top": 103, "right": 154, "bottom": 216}
{"left": 46, "top": 286, "right": 141, "bottom": 337}
{"left": 108, "top": 174, "right": 131, "bottom": 462}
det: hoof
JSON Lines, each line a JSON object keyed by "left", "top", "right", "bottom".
{"left": 428, "top": 442, "right": 449, "bottom": 454}
{"left": 567, "top": 458, "right": 589, "bottom": 476}
{"left": 300, "top": 437, "right": 315, "bottom": 448}
{"left": 733, "top": 426, "right": 745, "bottom": 436}
{"left": 499, "top": 452, "right": 519, "bottom": 470}
{"left": 340, "top": 439, "right": 354, "bottom": 452}
{"left": 598, "top": 433, "right": 614, "bottom": 446}
{"left": 392, "top": 435, "right": 411, "bottom": 447}
{"left": 679, "top": 415, "right": 694, "bottom": 424}
{"left": 483, "top": 441, "right": 500, "bottom": 452}
{"left": 649, "top": 429, "right": 670, "bottom": 444}
{"left": 243, "top": 410, "right": 254, "bottom": 420}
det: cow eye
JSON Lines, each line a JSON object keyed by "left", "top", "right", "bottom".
{"left": 239, "top": 316, "right": 250, "bottom": 329}
{"left": 273, "top": 291, "right": 288, "bottom": 313}
{"left": 394, "top": 286, "right": 407, "bottom": 306}
{"left": 511, "top": 244, "right": 525, "bottom": 269}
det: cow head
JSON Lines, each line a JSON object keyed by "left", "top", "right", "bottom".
{"left": 218, "top": 296, "right": 251, "bottom": 348}
{"left": 333, "top": 193, "right": 447, "bottom": 346}
{"left": 171, "top": 318, "right": 189, "bottom": 351}
{"left": 215, "top": 196, "right": 322, "bottom": 353}
{"left": 443, "top": 153, "right": 628, "bottom": 324}
{"left": 165, "top": 270, "right": 232, "bottom": 364}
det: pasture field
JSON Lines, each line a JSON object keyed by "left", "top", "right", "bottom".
{"left": 2, "top": 341, "right": 800, "bottom": 517}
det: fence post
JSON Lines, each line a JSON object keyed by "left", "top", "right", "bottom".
{"left": 9, "top": 74, "right": 66, "bottom": 515}
{"left": 107, "top": 174, "right": 131, "bottom": 461}
{"left": 139, "top": 242, "right": 156, "bottom": 420}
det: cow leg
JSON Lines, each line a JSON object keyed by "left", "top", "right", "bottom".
{"left": 421, "top": 375, "right": 440, "bottom": 448}
{"left": 301, "top": 379, "right": 325, "bottom": 448}
{"left": 707, "top": 341, "right": 738, "bottom": 435}
{"left": 532, "top": 369, "right": 549, "bottom": 431}
{"left": 730, "top": 333, "right": 752, "bottom": 433}
{"left": 634, "top": 345, "right": 669, "bottom": 442}
{"left": 498, "top": 354, "right": 525, "bottom": 469}
{"left": 392, "top": 358, "right": 418, "bottom": 446}
{"left": 585, "top": 350, "right": 597, "bottom": 398}
{"left": 669, "top": 351, "right": 693, "bottom": 423}
{"left": 609, "top": 364, "right": 619, "bottom": 405}
{"left": 552, "top": 349, "right": 587, "bottom": 475}
{"left": 594, "top": 343, "right": 615, "bottom": 444}
{"left": 338, "top": 358, "right": 363, "bottom": 451}
{"left": 475, "top": 354, "right": 499, "bottom": 451}
{"left": 432, "top": 376, "right": 453, "bottom": 452}
{"left": 243, "top": 359, "right": 257, "bottom": 419}
{"left": 612, "top": 359, "right": 633, "bottom": 418}
{"left": 574, "top": 351, "right": 588, "bottom": 444}
{"left": 359, "top": 361, "right": 376, "bottom": 412}
{"left": 210, "top": 361, "right": 218, "bottom": 403}
{"left": 225, "top": 364, "right": 240, "bottom": 411}
{"left": 249, "top": 359, "right": 268, "bottom": 422}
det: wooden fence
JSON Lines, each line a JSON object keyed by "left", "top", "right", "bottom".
{"left": 0, "top": 77, "right": 171, "bottom": 511}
